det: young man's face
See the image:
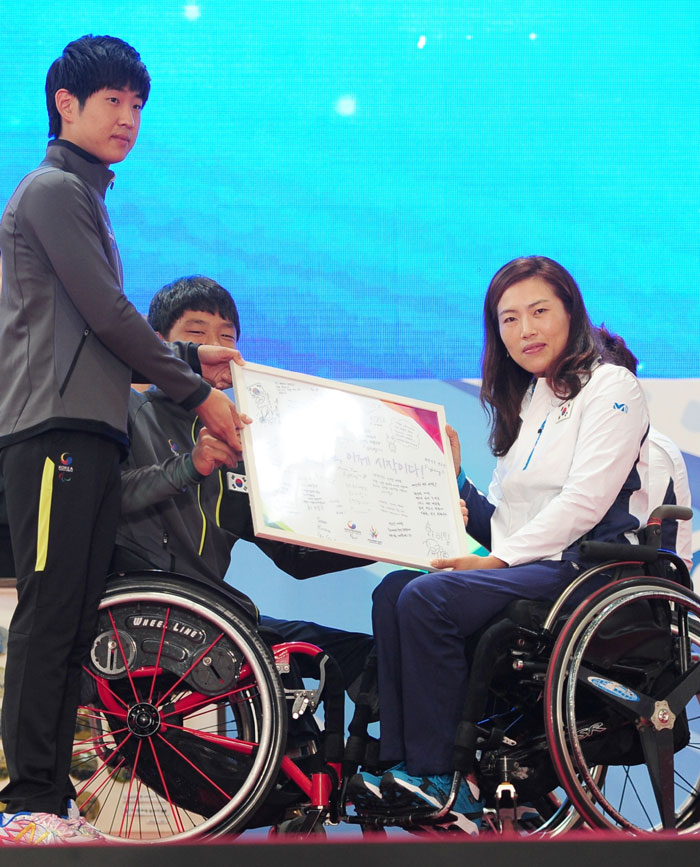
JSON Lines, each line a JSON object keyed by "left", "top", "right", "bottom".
{"left": 164, "top": 310, "right": 238, "bottom": 349}
{"left": 57, "top": 87, "right": 143, "bottom": 166}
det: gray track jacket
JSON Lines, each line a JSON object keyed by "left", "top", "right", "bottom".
{"left": 114, "top": 387, "right": 370, "bottom": 582}
{"left": 0, "top": 140, "right": 209, "bottom": 450}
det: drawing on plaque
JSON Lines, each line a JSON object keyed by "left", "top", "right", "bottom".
{"left": 247, "top": 383, "right": 279, "bottom": 423}
{"left": 231, "top": 362, "right": 470, "bottom": 571}
{"left": 422, "top": 521, "right": 450, "bottom": 558}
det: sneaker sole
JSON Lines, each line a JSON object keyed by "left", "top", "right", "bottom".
{"left": 434, "top": 812, "right": 480, "bottom": 835}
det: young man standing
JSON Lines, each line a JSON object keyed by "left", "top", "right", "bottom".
{"left": 0, "top": 36, "right": 243, "bottom": 844}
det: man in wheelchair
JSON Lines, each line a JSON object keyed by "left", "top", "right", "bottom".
{"left": 348, "top": 256, "right": 695, "bottom": 836}
{"left": 68, "top": 276, "right": 377, "bottom": 841}
{"left": 113, "top": 274, "right": 375, "bottom": 700}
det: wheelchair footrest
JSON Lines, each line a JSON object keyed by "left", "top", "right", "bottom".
{"left": 347, "top": 804, "right": 454, "bottom": 828}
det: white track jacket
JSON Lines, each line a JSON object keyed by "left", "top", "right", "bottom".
{"left": 462, "top": 363, "right": 650, "bottom": 567}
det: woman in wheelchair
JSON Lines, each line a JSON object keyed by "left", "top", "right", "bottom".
{"left": 349, "top": 256, "right": 653, "bottom": 833}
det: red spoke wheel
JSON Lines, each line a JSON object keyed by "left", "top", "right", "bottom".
{"left": 72, "top": 575, "right": 287, "bottom": 842}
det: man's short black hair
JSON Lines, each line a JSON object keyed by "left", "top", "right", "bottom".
{"left": 46, "top": 34, "right": 151, "bottom": 139}
{"left": 596, "top": 325, "right": 639, "bottom": 375}
{"left": 148, "top": 276, "right": 241, "bottom": 341}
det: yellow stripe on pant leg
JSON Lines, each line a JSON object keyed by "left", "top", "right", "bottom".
{"left": 215, "top": 469, "right": 224, "bottom": 527}
{"left": 197, "top": 483, "right": 207, "bottom": 556}
{"left": 35, "top": 456, "right": 55, "bottom": 572}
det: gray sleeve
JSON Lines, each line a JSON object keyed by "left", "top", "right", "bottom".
{"left": 132, "top": 341, "right": 201, "bottom": 384}
{"left": 19, "top": 172, "right": 209, "bottom": 409}
{"left": 121, "top": 454, "right": 205, "bottom": 514}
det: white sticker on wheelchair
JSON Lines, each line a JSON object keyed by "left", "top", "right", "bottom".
{"left": 226, "top": 472, "right": 248, "bottom": 493}
{"left": 587, "top": 676, "right": 640, "bottom": 702}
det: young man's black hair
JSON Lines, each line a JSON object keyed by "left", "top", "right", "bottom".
{"left": 45, "top": 34, "right": 151, "bottom": 139}
{"left": 148, "top": 275, "right": 242, "bottom": 341}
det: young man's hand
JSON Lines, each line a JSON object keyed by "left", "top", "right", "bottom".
{"left": 192, "top": 426, "right": 240, "bottom": 476}
{"left": 197, "top": 345, "right": 244, "bottom": 388}
{"left": 195, "top": 389, "right": 250, "bottom": 457}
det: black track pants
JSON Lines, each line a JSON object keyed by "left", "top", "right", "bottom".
{"left": 0, "top": 431, "right": 120, "bottom": 815}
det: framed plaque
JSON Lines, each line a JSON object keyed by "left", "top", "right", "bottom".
{"left": 231, "top": 362, "right": 469, "bottom": 571}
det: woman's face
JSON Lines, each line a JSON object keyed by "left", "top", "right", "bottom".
{"left": 496, "top": 276, "right": 571, "bottom": 377}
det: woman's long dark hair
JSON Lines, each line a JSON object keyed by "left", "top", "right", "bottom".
{"left": 481, "top": 256, "right": 598, "bottom": 456}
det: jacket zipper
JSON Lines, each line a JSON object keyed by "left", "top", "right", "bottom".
{"left": 59, "top": 327, "right": 91, "bottom": 396}
{"left": 163, "top": 530, "right": 176, "bottom": 570}
{"left": 522, "top": 413, "right": 549, "bottom": 470}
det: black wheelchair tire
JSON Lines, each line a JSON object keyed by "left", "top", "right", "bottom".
{"left": 544, "top": 576, "right": 700, "bottom": 833}
{"left": 72, "top": 573, "right": 288, "bottom": 843}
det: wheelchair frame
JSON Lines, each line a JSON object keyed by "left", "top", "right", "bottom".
{"left": 72, "top": 571, "right": 345, "bottom": 842}
{"left": 343, "top": 505, "right": 698, "bottom": 836}
{"left": 71, "top": 507, "right": 696, "bottom": 841}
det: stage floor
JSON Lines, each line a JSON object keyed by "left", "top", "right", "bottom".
{"left": 6, "top": 832, "right": 700, "bottom": 867}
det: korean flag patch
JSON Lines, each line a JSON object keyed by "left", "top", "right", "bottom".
{"left": 556, "top": 400, "right": 573, "bottom": 423}
{"left": 226, "top": 472, "right": 248, "bottom": 493}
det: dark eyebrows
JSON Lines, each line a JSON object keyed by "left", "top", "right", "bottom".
{"left": 182, "top": 316, "right": 235, "bottom": 330}
{"left": 497, "top": 298, "right": 550, "bottom": 317}
{"left": 105, "top": 87, "right": 143, "bottom": 102}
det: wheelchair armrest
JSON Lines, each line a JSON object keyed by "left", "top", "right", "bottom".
{"left": 649, "top": 505, "right": 693, "bottom": 523}
{"left": 579, "top": 541, "right": 660, "bottom": 563}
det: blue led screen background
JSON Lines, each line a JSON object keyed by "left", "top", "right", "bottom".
{"left": 1, "top": 8, "right": 700, "bottom": 813}
{"left": 1, "top": 2, "right": 698, "bottom": 627}
{"left": 1, "top": 0, "right": 698, "bottom": 380}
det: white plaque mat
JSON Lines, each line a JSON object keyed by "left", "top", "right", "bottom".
{"left": 231, "top": 362, "right": 469, "bottom": 571}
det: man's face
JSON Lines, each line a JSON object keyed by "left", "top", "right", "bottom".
{"left": 164, "top": 310, "right": 238, "bottom": 349}
{"left": 58, "top": 87, "right": 143, "bottom": 166}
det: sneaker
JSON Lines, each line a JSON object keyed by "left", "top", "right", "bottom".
{"left": 63, "top": 800, "right": 105, "bottom": 841}
{"left": 380, "top": 769, "right": 484, "bottom": 834}
{"left": 65, "top": 799, "right": 81, "bottom": 821}
{"left": 346, "top": 762, "right": 408, "bottom": 812}
{"left": 65, "top": 816, "right": 105, "bottom": 841}
{"left": 0, "top": 811, "right": 105, "bottom": 845}
{"left": 431, "top": 813, "right": 480, "bottom": 835}
{"left": 346, "top": 770, "right": 385, "bottom": 812}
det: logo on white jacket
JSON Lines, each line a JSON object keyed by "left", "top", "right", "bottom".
{"left": 613, "top": 402, "right": 629, "bottom": 414}
{"left": 555, "top": 401, "right": 572, "bottom": 423}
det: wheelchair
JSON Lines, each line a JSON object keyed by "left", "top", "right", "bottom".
{"left": 344, "top": 504, "right": 698, "bottom": 836}
{"left": 71, "top": 505, "right": 696, "bottom": 841}
{"left": 71, "top": 570, "right": 348, "bottom": 842}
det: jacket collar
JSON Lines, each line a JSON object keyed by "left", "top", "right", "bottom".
{"left": 44, "top": 139, "right": 116, "bottom": 197}
{"left": 519, "top": 361, "right": 601, "bottom": 419}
